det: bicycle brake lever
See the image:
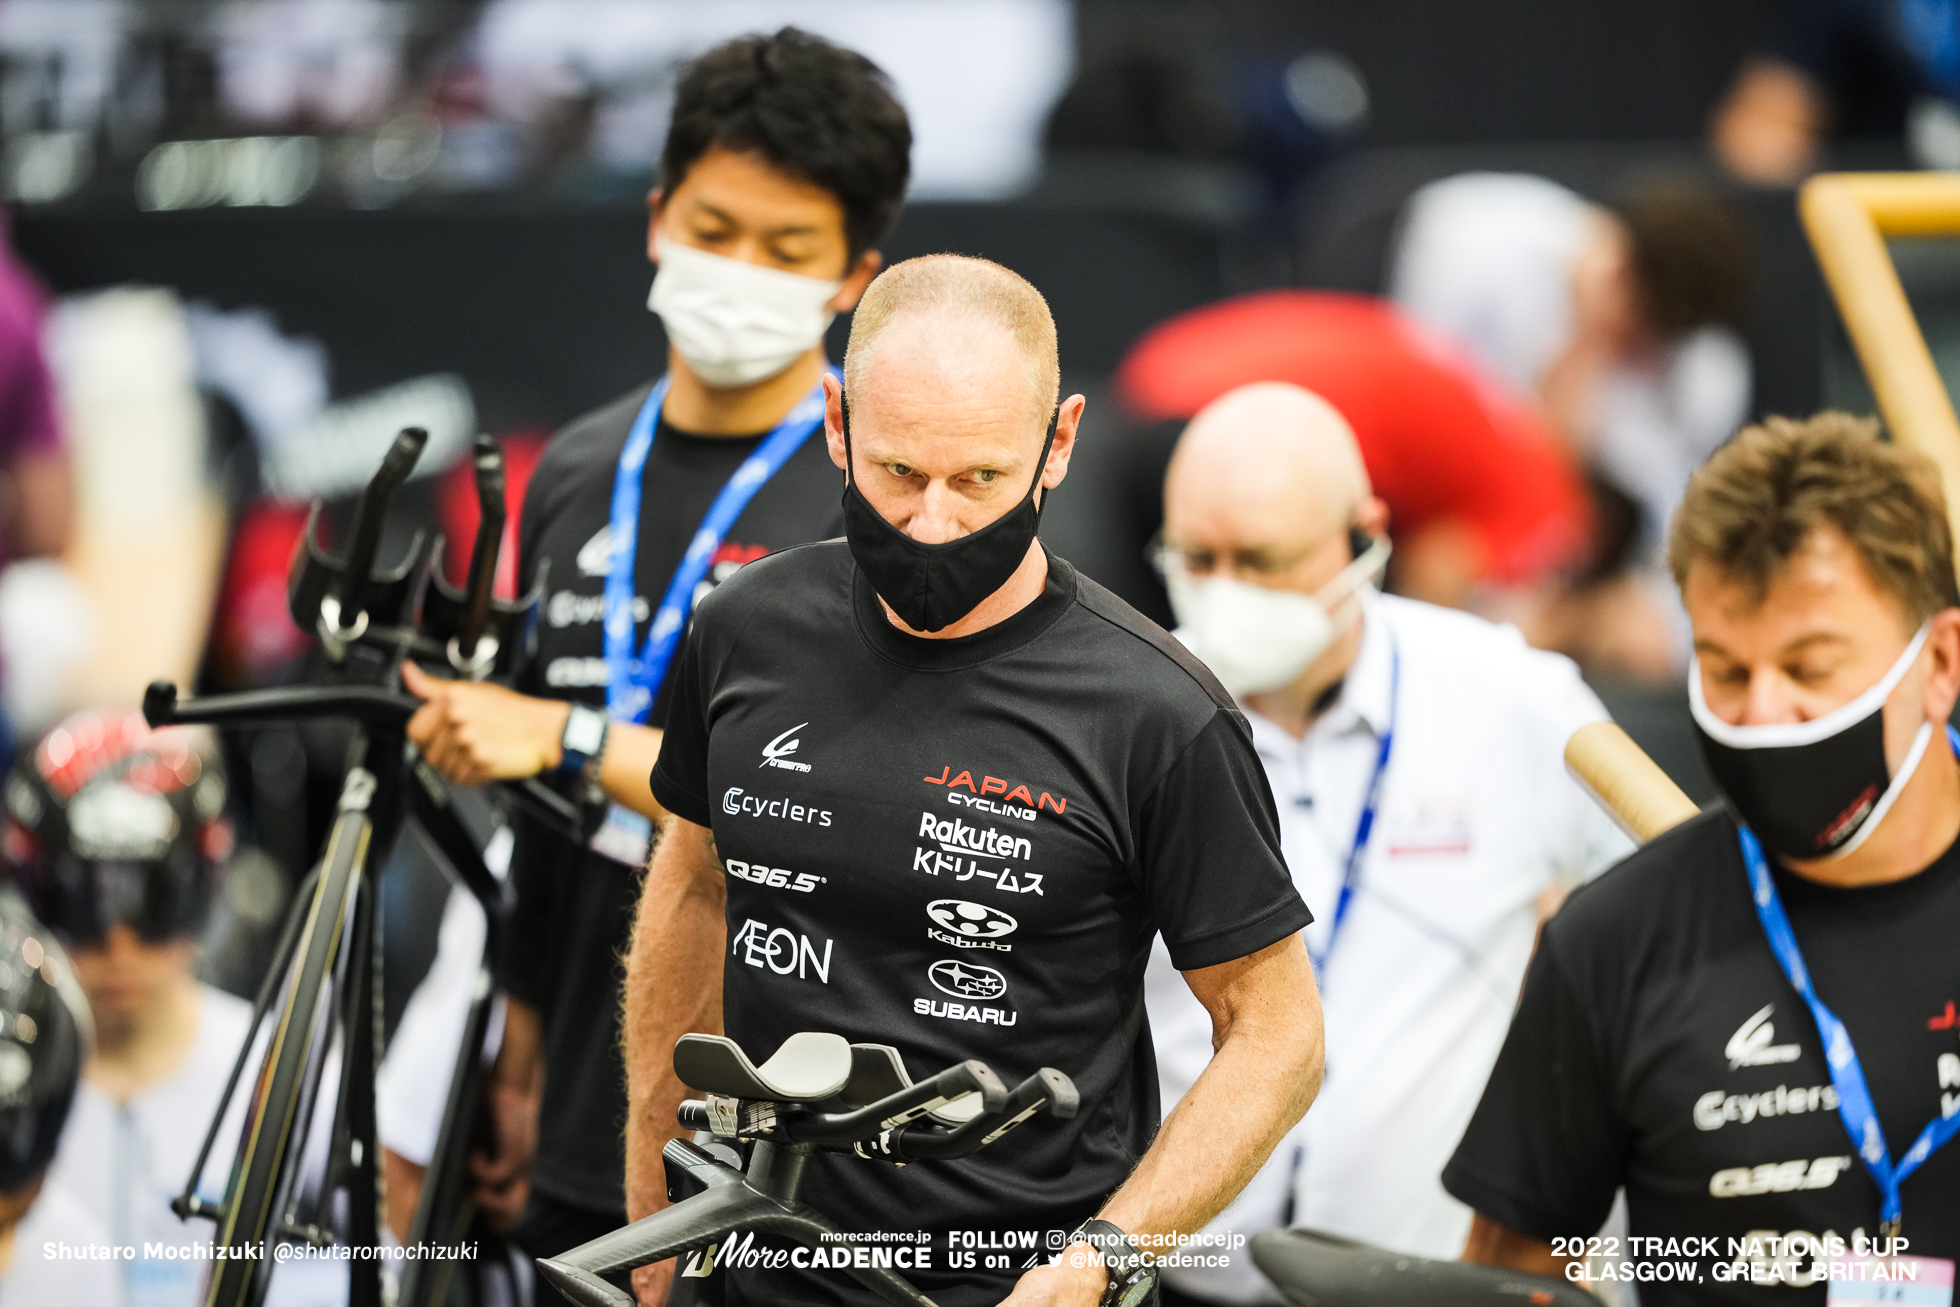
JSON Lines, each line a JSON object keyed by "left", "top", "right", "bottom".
{"left": 893, "top": 1068, "right": 1078, "bottom": 1161}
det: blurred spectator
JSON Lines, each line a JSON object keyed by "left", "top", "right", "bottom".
{"left": 7, "top": 710, "right": 250, "bottom": 1307}
{"left": 1390, "top": 173, "right": 1753, "bottom": 680}
{"left": 1711, "top": 0, "right": 1960, "bottom": 182}
{"left": 1143, "top": 383, "right": 1629, "bottom": 1292}
{"left": 0, "top": 884, "right": 116, "bottom": 1303}
{"left": 1115, "top": 290, "right": 1591, "bottom": 611}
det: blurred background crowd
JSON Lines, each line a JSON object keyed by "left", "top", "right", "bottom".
{"left": 0, "top": 0, "right": 1950, "bottom": 1292}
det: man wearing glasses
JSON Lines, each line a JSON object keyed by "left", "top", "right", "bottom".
{"left": 1142, "top": 381, "right": 1632, "bottom": 1304}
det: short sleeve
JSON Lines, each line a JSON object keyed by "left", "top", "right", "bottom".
{"left": 1137, "top": 709, "right": 1313, "bottom": 971}
{"left": 648, "top": 621, "right": 714, "bottom": 826}
{"left": 1441, "top": 941, "right": 1627, "bottom": 1241}
{"left": 496, "top": 811, "right": 565, "bottom": 1009}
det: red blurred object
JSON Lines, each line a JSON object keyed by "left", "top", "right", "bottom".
{"left": 209, "top": 499, "right": 313, "bottom": 686}
{"left": 433, "top": 430, "right": 547, "bottom": 594}
{"left": 1115, "top": 291, "right": 1591, "bottom": 588}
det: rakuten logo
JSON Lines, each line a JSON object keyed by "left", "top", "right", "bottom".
{"left": 721, "top": 788, "right": 832, "bottom": 826}
{"left": 1693, "top": 1084, "right": 1839, "bottom": 1131}
{"left": 919, "top": 813, "right": 1031, "bottom": 861}
{"left": 730, "top": 918, "right": 833, "bottom": 983}
{"left": 1708, "top": 1156, "right": 1852, "bottom": 1198}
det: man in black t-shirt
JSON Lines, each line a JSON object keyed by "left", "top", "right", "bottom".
{"left": 627, "top": 255, "right": 1323, "bottom": 1307}
{"left": 1447, "top": 413, "right": 1960, "bottom": 1301}
{"left": 396, "top": 29, "right": 911, "bottom": 1293}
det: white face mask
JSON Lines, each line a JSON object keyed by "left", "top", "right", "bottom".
{"left": 647, "top": 233, "right": 845, "bottom": 389}
{"left": 1165, "top": 535, "right": 1391, "bottom": 698}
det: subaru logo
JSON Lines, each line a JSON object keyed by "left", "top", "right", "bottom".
{"left": 927, "top": 899, "right": 1017, "bottom": 940}
{"left": 928, "top": 959, "right": 1007, "bottom": 1001}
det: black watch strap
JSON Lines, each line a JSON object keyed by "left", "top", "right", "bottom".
{"left": 556, "top": 703, "right": 610, "bottom": 780}
{"left": 1070, "top": 1220, "right": 1157, "bottom": 1307}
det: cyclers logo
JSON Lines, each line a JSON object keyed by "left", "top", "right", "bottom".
{"left": 722, "top": 788, "right": 832, "bottom": 826}
{"left": 929, "top": 959, "right": 1007, "bottom": 1001}
{"left": 1726, "top": 1004, "right": 1801, "bottom": 1069}
{"left": 1693, "top": 1083, "right": 1839, "bottom": 1131}
{"left": 927, "top": 900, "right": 1017, "bottom": 952}
{"left": 759, "top": 723, "right": 812, "bottom": 773}
{"left": 731, "top": 918, "right": 833, "bottom": 983}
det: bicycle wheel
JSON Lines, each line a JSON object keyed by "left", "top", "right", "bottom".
{"left": 204, "top": 788, "right": 373, "bottom": 1307}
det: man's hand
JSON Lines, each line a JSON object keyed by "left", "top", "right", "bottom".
{"left": 403, "top": 661, "right": 570, "bottom": 785}
{"left": 998, "top": 1247, "right": 1108, "bottom": 1307}
{"left": 470, "top": 997, "right": 543, "bottom": 1232}
{"left": 631, "top": 1260, "right": 674, "bottom": 1307}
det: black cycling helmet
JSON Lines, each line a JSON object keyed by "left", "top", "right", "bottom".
{"left": 0, "top": 885, "right": 85, "bottom": 1191}
{"left": 3, "top": 709, "right": 230, "bottom": 949}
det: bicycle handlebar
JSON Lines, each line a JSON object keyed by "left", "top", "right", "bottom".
{"left": 144, "top": 680, "right": 591, "bottom": 837}
{"left": 675, "top": 1059, "right": 1075, "bottom": 1164}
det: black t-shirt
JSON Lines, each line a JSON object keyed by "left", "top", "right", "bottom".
{"left": 650, "top": 541, "right": 1311, "bottom": 1307}
{"left": 498, "top": 380, "right": 843, "bottom": 1215}
{"left": 1444, "top": 807, "right": 1960, "bottom": 1303}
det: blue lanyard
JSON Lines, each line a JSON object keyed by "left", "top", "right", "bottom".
{"left": 1900, "top": 0, "right": 1960, "bottom": 99}
{"left": 1309, "top": 640, "right": 1398, "bottom": 975}
{"left": 1734, "top": 722, "right": 1960, "bottom": 1237}
{"left": 602, "top": 372, "right": 830, "bottom": 723}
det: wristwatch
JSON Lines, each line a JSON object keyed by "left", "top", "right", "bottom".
{"left": 555, "top": 703, "right": 610, "bottom": 781}
{"left": 1069, "top": 1219, "right": 1158, "bottom": 1307}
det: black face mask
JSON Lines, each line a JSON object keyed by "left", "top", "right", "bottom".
{"left": 1689, "top": 626, "right": 1935, "bottom": 861}
{"left": 840, "top": 399, "right": 1056, "bottom": 633}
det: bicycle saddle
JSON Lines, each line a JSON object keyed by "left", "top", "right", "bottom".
{"left": 672, "top": 1032, "right": 851, "bottom": 1102}
{"left": 842, "top": 1043, "right": 984, "bottom": 1124}
{"left": 1252, "top": 1228, "right": 1592, "bottom": 1307}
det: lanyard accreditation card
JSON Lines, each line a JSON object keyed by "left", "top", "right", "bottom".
{"left": 587, "top": 371, "right": 830, "bottom": 862}
{"left": 1734, "top": 725, "right": 1960, "bottom": 1241}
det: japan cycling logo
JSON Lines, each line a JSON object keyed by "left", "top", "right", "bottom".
{"left": 759, "top": 723, "right": 812, "bottom": 773}
{"left": 927, "top": 900, "right": 1017, "bottom": 952}
{"left": 929, "top": 959, "right": 1007, "bottom": 1001}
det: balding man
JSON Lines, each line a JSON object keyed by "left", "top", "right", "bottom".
{"left": 1141, "top": 382, "right": 1631, "bottom": 1303}
{"left": 623, "top": 258, "right": 1322, "bottom": 1307}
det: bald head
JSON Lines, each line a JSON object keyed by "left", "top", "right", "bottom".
{"left": 844, "top": 254, "right": 1059, "bottom": 426}
{"left": 1166, "top": 382, "right": 1373, "bottom": 554}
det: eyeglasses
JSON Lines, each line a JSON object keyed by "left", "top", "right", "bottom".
{"left": 1149, "top": 524, "right": 1369, "bottom": 584}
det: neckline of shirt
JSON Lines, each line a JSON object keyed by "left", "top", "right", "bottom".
{"left": 850, "top": 544, "right": 1078, "bottom": 672}
{"left": 1765, "top": 817, "right": 1960, "bottom": 915}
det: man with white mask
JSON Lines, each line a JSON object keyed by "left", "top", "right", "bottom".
{"left": 1143, "top": 382, "right": 1630, "bottom": 1303}
{"left": 398, "top": 29, "right": 910, "bottom": 1301}
{"left": 1450, "top": 414, "right": 1960, "bottom": 1292}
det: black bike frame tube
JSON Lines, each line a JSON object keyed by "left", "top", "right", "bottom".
{"left": 173, "top": 863, "right": 319, "bottom": 1223}
{"left": 206, "top": 768, "right": 373, "bottom": 1307}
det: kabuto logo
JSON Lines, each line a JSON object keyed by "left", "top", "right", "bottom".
{"left": 927, "top": 900, "right": 1017, "bottom": 952}
{"left": 759, "top": 723, "right": 812, "bottom": 772}
{"left": 1726, "top": 1005, "right": 1801, "bottom": 1069}
{"left": 929, "top": 959, "right": 1007, "bottom": 1001}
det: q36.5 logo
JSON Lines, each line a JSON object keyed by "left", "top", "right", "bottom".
{"left": 928, "top": 959, "right": 1007, "bottom": 1001}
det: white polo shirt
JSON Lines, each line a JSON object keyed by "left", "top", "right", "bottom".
{"left": 1145, "top": 590, "right": 1632, "bottom": 1301}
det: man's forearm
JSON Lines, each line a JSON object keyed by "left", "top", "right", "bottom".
{"left": 599, "top": 722, "right": 665, "bottom": 818}
{"left": 1102, "top": 937, "right": 1322, "bottom": 1244}
{"left": 622, "top": 822, "right": 727, "bottom": 1220}
{"left": 1462, "top": 1214, "right": 1573, "bottom": 1280}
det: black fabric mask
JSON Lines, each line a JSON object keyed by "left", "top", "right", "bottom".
{"left": 840, "top": 399, "right": 1057, "bottom": 633}
{"left": 1689, "top": 626, "right": 1935, "bottom": 861}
